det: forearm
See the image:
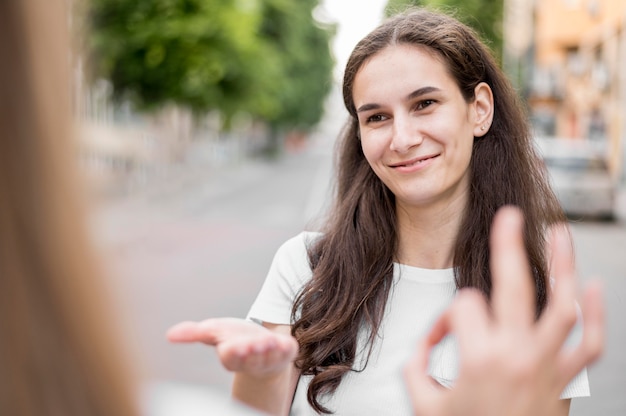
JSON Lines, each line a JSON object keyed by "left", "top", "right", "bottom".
{"left": 232, "top": 366, "right": 299, "bottom": 416}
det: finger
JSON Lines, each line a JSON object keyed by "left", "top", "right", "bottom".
{"left": 546, "top": 222, "right": 576, "bottom": 297}
{"left": 403, "top": 304, "right": 461, "bottom": 414}
{"left": 424, "top": 308, "right": 454, "bottom": 348}
{"left": 449, "top": 289, "right": 491, "bottom": 351}
{"left": 216, "top": 341, "right": 250, "bottom": 372}
{"left": 265, "top": 337, "right": 299, "bottom": 366}
{"left": 403, "top": 290, "right": 489, "bottom": 414}
{"left": 490, "top": 206, "right": 534, "bottom": 328}
{"left": 166, "top": 320, "right": 220, "bottom": 345}
{"left": 546, "top": 222, "right": 576, "bottom": 289}
{"left": 557, "top": 281, "right": 605, "bottom": 387}
{"left": 418, "top": 289, "right": 490, "bottom": 364}
{"left": 256, "top": 332, "right": 299, "bottom": 366}
{"left": 537, "top": 225, "right": 578, "bottom": 354}
{"left": 219, "top": 336, "right": 297, "bottom": 375}
{"left": 255, "top": 336, "right": 299, "bottom": 374}
{"left": 404, "top": 337, "right": 446, "bottom": 414}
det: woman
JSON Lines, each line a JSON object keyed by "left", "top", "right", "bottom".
{"left": 0, "top": 1, "right": 262, "bottom": 415}
{"left": 169, "top": 8, "right": 604, "bottom": 416}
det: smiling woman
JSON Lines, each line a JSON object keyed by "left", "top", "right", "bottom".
{"left": 168, "top": 8, "right": 599, "bottom": 416}
{"left": 353, "top": 44, "right": 492, "bottom": 215}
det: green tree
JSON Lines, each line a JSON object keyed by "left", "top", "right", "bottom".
{"left": 384, "top": 0, "right": 503, "bottom": 62}
{"left": 89, "top": 0, "right": 267, "bottom": 118}
{"left": 88, "top": 0, "right": 334, "bottom": 132}
{"left": 257, "top": 0, "right": 335, "bottom": 133}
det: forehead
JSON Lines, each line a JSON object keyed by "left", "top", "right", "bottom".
{"left": 353, "top": 44, "right": 457, "bottom": 103}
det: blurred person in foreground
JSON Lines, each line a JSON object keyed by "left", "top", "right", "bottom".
{"left": 0, "top": 1, "right": 137, "bottom": 415}
{"left": 168, "top": 7, "right": 606, "bottom": 416}
{"left": 0, "top": 1, "right": 603, "bottom": 416}
{"left": 0, "top": 1, "right": 261, "bottom": 415}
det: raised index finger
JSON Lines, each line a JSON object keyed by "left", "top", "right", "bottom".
{"left": 489, "top": 206, "right": 535, "bottom": 328}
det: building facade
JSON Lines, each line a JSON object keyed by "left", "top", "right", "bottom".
{"left": 504, "top": 0, "right": 626, "bottom": 181}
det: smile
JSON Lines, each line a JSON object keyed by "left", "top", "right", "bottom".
{"left": 390, "top": 154, "right": 440, "bottom": 169}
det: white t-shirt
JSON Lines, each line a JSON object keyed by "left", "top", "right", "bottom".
{"left": 247, "top": 232, "right": 590, "bottom": 415}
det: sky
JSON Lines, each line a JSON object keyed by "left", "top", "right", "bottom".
{"left": 318, "top": 0, "right": 388, "bottom": 78}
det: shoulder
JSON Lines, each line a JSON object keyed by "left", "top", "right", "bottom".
{"left": 246, "top": 232, "right": 323, "bottom": 323}
{"left": 273, "top": 231, "right": 323, "bottom": 262}
{"left": 280, "top": 230, "right": 323, "bottom": 249}
{"left": 267, "top": 231, "right": 323, "bottom": 283}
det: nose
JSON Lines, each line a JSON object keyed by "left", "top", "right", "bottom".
{"left": 389, "top": 115, "right": 422, "bottom": 153}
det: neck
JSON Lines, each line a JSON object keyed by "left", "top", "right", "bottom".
{"left": 395, "top": 193, "right": 467, "bottom": 269}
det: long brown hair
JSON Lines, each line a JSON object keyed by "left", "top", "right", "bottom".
{"left": 291, "top": 8, "right": 564, "bottom": 414}
{"left": 0, "top": 2, "right": 139, "bottom": 415}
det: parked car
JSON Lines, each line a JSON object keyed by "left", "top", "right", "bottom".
{"left": 535, "top": 137, "right": 616, "bottom": 221}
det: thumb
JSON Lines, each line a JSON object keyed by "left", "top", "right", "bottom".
{"left": 404, "top": 336, "right": 445, "bottom": 414}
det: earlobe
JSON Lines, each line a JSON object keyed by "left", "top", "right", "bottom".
{"left": 473, "top": 82, "right": 494, "bottom": 137}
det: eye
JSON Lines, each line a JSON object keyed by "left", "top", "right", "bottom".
{"left": 415, "top": 99, "right": 436, "bottom": 111}
{"left": 366, "top": 114, "right": 388, "bottom": 123}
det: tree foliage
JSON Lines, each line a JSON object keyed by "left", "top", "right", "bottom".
{"left": 384, "top": 0, "right": 503, "bottom": 62}
{"left": 257, "top": 0, "right": 335, "bottom": 131}
{"left": 88, "top": 0, "right": 334, "bottom": 131}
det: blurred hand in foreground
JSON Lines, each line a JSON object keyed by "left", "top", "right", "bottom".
{"left": 404, "top": 206, "right": 604, "bottom": 416}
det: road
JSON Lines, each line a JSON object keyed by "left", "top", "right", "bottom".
{"left": 92, "top": 129, "right": 626, "bottom": 415}
{"left": 569, "top": 222, "right": 626, "bottom": 416}
{"left": 91, "top": 134, "right": 335, "bottom": 395}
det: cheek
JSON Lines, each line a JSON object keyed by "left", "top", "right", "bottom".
{"left": 361, "top": 146, "right": 386, "bottom": 176}
{"left": 457, "top": 130, "right": 476, "bottom": 158}
{"left": 360, "top": 132, "right": 388, "bottom": 164}
{"left": 440, "top": 118, "right": 475, "bottom": 159}
{"left": 451, "top": 139, "right": 475, "bottom": 176}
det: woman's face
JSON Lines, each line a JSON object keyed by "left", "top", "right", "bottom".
{"left": 352, "top": 44, "right": 491, "bottom": 211}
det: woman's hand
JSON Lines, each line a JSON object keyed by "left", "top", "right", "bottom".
{"left": 167, "top": 318, "right": 298, "bottom": 379}
{"left": 404, "top": 207, "right": 605, "bottom": 416}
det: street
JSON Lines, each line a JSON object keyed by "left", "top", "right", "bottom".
{"left": 92, "top": 126, "right": 626, "bottom": 415}
{"left": 569, "top": 222, "right": 626, "bottom": 415}
{"left": 91, "top": 133, "right": 336, "bottom": 395}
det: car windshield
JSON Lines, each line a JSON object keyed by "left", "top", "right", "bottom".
{"left": 544, "top": 157, "right": 608, "bottom": 173}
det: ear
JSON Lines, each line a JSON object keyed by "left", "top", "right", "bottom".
{"left": 472, "top": 82, "right": 494, "bottom": 137}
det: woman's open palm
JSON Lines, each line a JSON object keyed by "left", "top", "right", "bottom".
{"left": 167, "top": 318, "right": 298, "bottom": 378}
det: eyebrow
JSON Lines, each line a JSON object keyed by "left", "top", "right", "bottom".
{"left": 356, "top": 86, "right": 441, "bottom": 113}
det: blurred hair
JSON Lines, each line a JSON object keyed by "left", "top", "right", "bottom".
{"left": 292, "top": 7, "right": 565, "bottom": 414}
{"left": 0, "top": 2, "right": 139, "bottom": 415}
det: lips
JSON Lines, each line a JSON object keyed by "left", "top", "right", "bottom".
{"left": 390, "top": 153, "right": 440, "bottom": 168}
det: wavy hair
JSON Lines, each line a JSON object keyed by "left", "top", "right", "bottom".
{"left": 291, "top": 8, "right": 564, "bottom": 414}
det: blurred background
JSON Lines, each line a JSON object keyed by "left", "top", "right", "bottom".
{"left": 71, "top": 0, "right": 625, "bottom": 414}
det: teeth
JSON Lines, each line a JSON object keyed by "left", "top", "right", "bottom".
{"left": 395, "top": 156, "right": 434, "bottom": 168}
{"left": 406, "top": 159, "right": 424, "bottom": 167}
